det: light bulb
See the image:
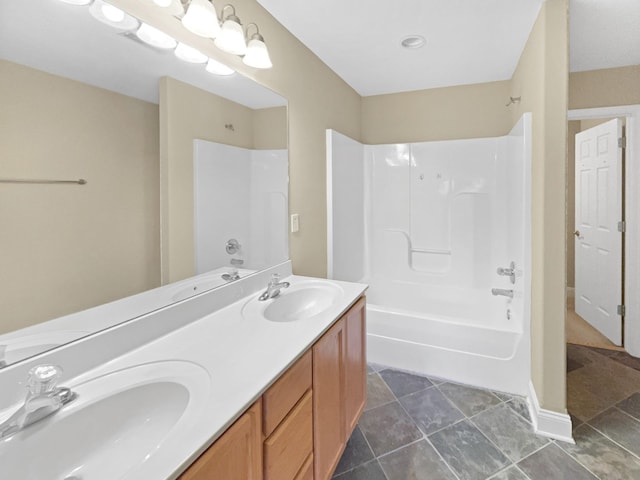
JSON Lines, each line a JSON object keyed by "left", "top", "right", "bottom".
{"left": 182, "top": 0, "right": 220, "bottom": 39}
{"left": 101, "top": 4, "right": 125, "bottom": 22}
{"left": 153, "top": 0, "right": 173, "bottom": 6}
{"left": 136, "top": 23, "right": 177, "bottom": 49}
{"left": 89, "top": 0, "right": 139, "bottom": 31}
{"left": 206, "top": 58, "right": 235, "bottom": 76}
{"left": 243, "top": 36, "right": 272, "bottom": 69}
{"left": 174, "top": 43, "right": 208, "bottom": 64}
{"left": 214, "top": 17, "right": 246, "bottom": 55}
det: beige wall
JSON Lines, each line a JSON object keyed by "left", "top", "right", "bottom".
{"left": 569, "top": 65, "right": 640, "bottom": 110}
{"left": 362, "top": 80, "right": 513, "bottom": 144}
{"left": 113, "top": 0, "right": 362, "bottom": 279}
{"left": 160, "top": 77, "right": 257, "bottom": 282}
{"left": 253, "top": 106, "right": 287, "bottom": 150}
{"left": 509, "top": 0, "right": 569, "bottom": 413}
{"left": 0, "top": 59, "right": 160, "bottom": 334}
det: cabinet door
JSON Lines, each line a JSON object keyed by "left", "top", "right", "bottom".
{"left": 180, "top": 400, "right": 263, "bottom": 480}
{"left": 313, "top": 319, "right": 346, "bottom": 480}
{"left": 344, "top": 297, "right": 367, "bottom": 435}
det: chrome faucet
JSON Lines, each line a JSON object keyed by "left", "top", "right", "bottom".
{"left": 221, "top": 268, "right": 240, "bottom": 282}
{"left": 259, "top": 274, "right": 290, "bottom": 301}
{"left": 0, "top": 364, "right": 76, "bottom": 439}
{"left": 491, "top": 288, "right": 514, "bottom": 299}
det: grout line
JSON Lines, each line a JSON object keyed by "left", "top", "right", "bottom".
{"left": 584, "top": 409, "right": 640, "bottom": 462}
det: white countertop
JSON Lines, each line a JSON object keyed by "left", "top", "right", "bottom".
{"left": 0, "top": 269, "right": 367, "bottom": 479}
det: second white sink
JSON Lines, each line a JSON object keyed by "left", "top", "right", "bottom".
{"left": 244, "top": 280, "right": 344, "bottom": 323}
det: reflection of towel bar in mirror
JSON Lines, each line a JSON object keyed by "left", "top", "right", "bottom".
{"left": 0, "top": 178, "right": 87, "bottom": 185}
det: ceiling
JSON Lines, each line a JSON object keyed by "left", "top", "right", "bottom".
{"left": 257, "top": 0, "right": 640, "bottom": 97}
{"left": 0, "top": 0, "right": 286, "bottom": 109}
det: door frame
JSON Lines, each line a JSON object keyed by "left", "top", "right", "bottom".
{"left": 568, "top": 105, "right": 640, "bottom": 355}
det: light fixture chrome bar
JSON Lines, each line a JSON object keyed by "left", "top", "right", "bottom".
{"left": 0, "top": 178, "right": 87, "bottom": 185}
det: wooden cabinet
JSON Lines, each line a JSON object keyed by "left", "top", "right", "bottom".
{"left": 180, "top": 295, "right": 366, "bottom": 480}
{"left": 313, "top": 297, "right": 367, "bottom": 480}
{"left": 263, "top": 351, "right": 313, "bottom": 480}
{"left": 180, "top": 399, "right": 263, "bottom": 480}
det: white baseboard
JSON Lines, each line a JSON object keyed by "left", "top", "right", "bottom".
{"left": 527, "top": 381, "right": 574, "bottom": 443}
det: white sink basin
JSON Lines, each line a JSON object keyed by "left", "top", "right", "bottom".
{"left": 244, "top": 281, "right": 343, "bottom": 323}
{"left": 0, "top": 361, "right": 210, "bottom": 480}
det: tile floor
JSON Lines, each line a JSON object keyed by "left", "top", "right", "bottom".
{"left": 333, "top": 349, "right": 640, "bottom": 480}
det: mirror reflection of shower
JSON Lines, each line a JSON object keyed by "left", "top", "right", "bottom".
{"left": 193, "top": 140, "right": 288, "bottom": 281}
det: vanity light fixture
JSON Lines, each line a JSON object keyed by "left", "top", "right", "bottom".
{"left": 136, "top": 22, "right": 178, "bottom": 50}
{"left": 89, "top": 0, "right": 139, "bottom": 31}
{"left": 242, "top": 23, "right": 272, "bottom": 69}
{"left": 175, "top": 42, "right": 208, "bottom": 64}
{"left": 206, "top": 58, "right": 235, "bottom": 76}
{"left": 214, "top": 5, "right": 247, "bottom": 55}
{"left": 181, "top": 0, "right": 220, "bottom": 39}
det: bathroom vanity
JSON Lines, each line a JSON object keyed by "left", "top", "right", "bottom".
{"left": 181, "top": 296, "right": 366, "bottom": 480}
{"left": 0, "top": 264, "right": 367, "bottom": 480}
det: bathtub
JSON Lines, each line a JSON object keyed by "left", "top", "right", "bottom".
{"left": 365, "top": 277, "right": 529, "bottom": 396}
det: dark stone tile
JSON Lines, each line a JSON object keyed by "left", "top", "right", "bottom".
{"left": 517, "top": 444, "right": 597, "bottom": 480}
{"left": 438, "top": 382, "right": 501, "bottom": 417}
{"left": 567, "top": 356, "right": 584, "bottom": 373}
{"left": 570, "top": 413, "right": 583, "bottom": 430}
{"left": 400, "top": 386, "right": 464, "bottom": 435}
{"left": 567, "top": 356, "right": 640, "bottom": 421}
{"left": 493, "top": 391, "right": 513, "bottom": 402}
{"left": 378, "top": 440, "right": 456, "bottom": 480}
{"left": 427, "top": 376, "right": 447, "bottom": 386}
{"left": 472, "top": 403, "right": 548, "bottom": 462}
{"left": 365, "top": 372, "right": 396, "bottom": 411}
{"left": 333, "top": 460, "right": 387, "bottom": 480}
{"left": 359, "top": 401, "right": 423, "bottom": 456}
{"left": 608, "top": 351, "right": 640, "bottom": 372}
{"left": 334, "top": 426, "right": 374, "bottom": 476}
{"left": 567, "top": 344, "right": 603, "bottom": 365}
{"left": 430, "top": 420, "right": 510, "bottom": 480}
{"left": 589, "top": 408, "right": 640, "bottom": 457}
{"left": 590, "top": 346, "right": 640, "bottom": 372}
{"left": 489, "top": 466, "right": 530, "bottom": 480}
{"left": 379, "top": 369, "right": 433, "bottom": 398}
{"left": 367, "top": 363, "right": 387, "bottom": 372}
{"left": 559, "top": 424, "right": 640, "bottom": 480}
{"left": 617, "top": 392, "right": 640, "bottom": 420}
{"left": 506, "top": 397, "right": 531, "bottom": 423}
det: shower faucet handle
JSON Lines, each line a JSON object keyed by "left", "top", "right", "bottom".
{"left": 496, "top": 261, "right": 516, "bottom": 284}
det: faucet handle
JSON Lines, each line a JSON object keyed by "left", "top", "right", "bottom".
{"left": 27, "top": 365, "right": 63, "bottom": 395}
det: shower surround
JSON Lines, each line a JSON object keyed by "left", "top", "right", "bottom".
{"left": 327, "top": 113, "right": 532, "bottom": 395}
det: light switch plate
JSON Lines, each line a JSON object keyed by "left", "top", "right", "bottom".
{"left": 290, "top": 214, "right": 300, "bottom": 233}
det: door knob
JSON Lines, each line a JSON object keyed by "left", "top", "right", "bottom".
{"left": 574, "top": 230, "right": 580, "bottom": 237}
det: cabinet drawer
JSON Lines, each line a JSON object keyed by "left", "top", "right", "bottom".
{"left": 263, "top": 349, "right": 312, "bottom": 437}
{"left": 294, "top": 454, "right": 314, "bottom": 480}
{"left": 264, "top": 390, "right": 313, "bottom": 480}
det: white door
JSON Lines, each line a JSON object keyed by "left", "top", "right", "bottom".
{"left": 575, "top": 118, "right": 623, "bottom": 345}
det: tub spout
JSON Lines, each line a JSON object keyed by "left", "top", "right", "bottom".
{"left": 491, "top": 288, "right": 514, "bottom": 298}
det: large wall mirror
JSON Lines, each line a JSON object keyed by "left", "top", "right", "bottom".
{"left": 0, "top": 0, "right": 288, "bottom": 367}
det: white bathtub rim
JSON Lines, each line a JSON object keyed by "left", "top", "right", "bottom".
{"left": 367, "top": 303, "right": 523, "bottom": 335}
